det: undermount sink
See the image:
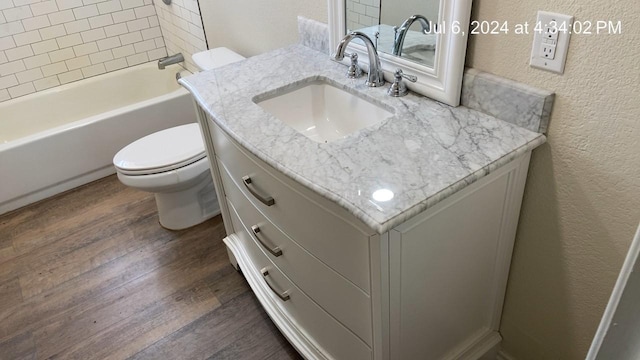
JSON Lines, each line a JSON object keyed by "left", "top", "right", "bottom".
{"left": 254, "top": 79, "right": 394, "bottom": 143}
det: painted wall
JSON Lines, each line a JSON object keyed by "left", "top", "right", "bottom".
{"left": 198, "top": 0, "right": 326, "bottom": 57}
{"left": 0, "top": 0, "right": 167, "bottom": 102}
{"left": 466, "top": 0, "right": 640, "bottom": 359}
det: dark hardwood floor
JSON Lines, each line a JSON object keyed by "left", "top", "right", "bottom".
{"left": 0, "top": 175, "right": 301, "bottom": 360}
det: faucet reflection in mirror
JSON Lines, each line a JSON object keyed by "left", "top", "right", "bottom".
{"left": 392, "top": 14, "right": 432, "bottom": 56}
{"left": 346, "top": 0, "right": 439, "bottom": 68}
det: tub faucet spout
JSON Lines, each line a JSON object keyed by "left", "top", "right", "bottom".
{"left": 158, "top": 53, "right": 184, "bottom": 69}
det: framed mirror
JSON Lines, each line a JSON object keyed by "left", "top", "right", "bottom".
{"left": 328, "top": 0, "right": 472, "bottom": 106}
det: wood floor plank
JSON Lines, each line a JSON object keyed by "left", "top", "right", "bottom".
{"left": 0, "top": 331, "right": 36, "bottom": 360}
{"left": 1, "top": 177, "right": 141, "bottom": 257}
{"left": 0, "top": 277, "right": 23, "bottom": 311}
{"left": 32, "top": 229, "right": 229, "bottom": 358}
{"left": 61, "top": 270, "right": 223, "bottom": 360}
{"left": 0, "top": 245, "right": 16, "bottom": 264}
{"left": 0, "top": 184, "right": 152, "bottom": 288}
{"left": 0, "top": 175, "right": 299, "bottom": 359}
{"left": 266, "top": 347, "right": 304, "bottom": 360}
{"left": 18, "top": 199, "right": 158, "bottom": 298}
{"left": 0, "top": 222, "right": 216, "bottom": 343}
{"left": 130, "top": 291, "right": 266, "bottom": 360}
{"left": 206, "top": 311, "right": 303, "bottom": 360}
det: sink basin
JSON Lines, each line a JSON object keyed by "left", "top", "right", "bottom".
{"left": 254, "top": 79, "right": 393, "bottom": 143}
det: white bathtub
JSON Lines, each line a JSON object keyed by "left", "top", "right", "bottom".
{"left": 0, "top": 62, "right": 196, "bottom": 215}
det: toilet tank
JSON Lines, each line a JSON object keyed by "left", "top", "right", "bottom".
{"left": 192, "top": 48, "right": 246, "bottom": 71}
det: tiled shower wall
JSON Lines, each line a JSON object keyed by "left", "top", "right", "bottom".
{"left": 152, "top": 0, "right": 206, "bottom": 73}
{"left": 0, "top": 0, "right": 168, "bottom": 102}
{"left": 346, "top": 0, "right": 380, "bottom": 32}
{"left": 0, "top": 0, "right": 209, "bottom": 104}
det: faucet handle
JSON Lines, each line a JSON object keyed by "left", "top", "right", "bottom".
{"left": 388, "top": 69, "right": 417, "bottom": 97}
{"left": 345, "top": 52, "right": 363, "bottom": 79}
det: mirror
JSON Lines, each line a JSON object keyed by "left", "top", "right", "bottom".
{"left": 346, "top": 0, "right": 440, "bottom": 68}
{"left": 328, "top": 0, "right": 472, "bottom": 106}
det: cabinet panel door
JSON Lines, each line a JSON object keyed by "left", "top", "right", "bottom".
{"left": 390, "top": 164, "right": 517, "bottom": 360}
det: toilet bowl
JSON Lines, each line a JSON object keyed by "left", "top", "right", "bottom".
{"left": 113, "top": 47, "right": 245, "bottom": 230}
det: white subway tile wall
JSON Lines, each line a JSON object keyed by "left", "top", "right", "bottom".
{"left": 346, "top": 0, "right": 380, "bottom": 32}
{"left": 152, "top": 0, "right": 205, "bottom": 73}
{"left": 0, "top": 0, "right": 169, "bottom": 102}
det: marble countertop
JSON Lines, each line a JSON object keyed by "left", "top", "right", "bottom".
{"left": 179, "top": 44, "right": 546, "bottom": 233}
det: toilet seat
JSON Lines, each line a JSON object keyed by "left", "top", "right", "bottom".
{"left": 113, "top": 123, "right": 205, "bottom": 176}
{"left": 116, "top": 156, "right": 210, "bottom": 193}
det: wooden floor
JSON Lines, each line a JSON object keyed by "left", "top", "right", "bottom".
{"left": 0, "top": 175, "right": 301, "bottom": 360}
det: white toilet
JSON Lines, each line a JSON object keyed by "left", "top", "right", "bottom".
{"left": 113, "top": 47, "right": 245, "bottom": 230}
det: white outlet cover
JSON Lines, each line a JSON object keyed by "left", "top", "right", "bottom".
{"left": 530, "top": 11, "right": 574, "bottom": 74}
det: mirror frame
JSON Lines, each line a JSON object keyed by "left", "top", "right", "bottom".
{"left": 328, "top": 0, "right": 472, "bottom": 106}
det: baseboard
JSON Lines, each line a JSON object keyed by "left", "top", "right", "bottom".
{"left": 497, "top": 349, "right": 517, "bottom": 360}
{"left": 446, "top": 329, "right": 502, "bottom": 360}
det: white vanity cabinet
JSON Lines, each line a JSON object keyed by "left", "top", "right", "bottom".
{"left": 196, "top": 107, "right": 533, "bottom": 360}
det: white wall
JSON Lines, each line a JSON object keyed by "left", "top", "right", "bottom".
{"left": 0, "top": 0, "right": 167, "bottom": 102}
{"left": 198, "top": 0, "right": 326, "bottom": 57}
{"left": 466, "top": 0, "right": 640, "bottom": 359}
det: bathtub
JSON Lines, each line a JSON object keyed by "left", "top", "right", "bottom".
{"left": 0, "top": 62, "right": 196, "bottom": 215}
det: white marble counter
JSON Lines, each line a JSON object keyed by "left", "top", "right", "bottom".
{"left": 179, "top": 44, "right": 545, "bottom": 233}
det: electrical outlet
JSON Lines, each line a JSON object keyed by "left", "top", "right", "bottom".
{"left": 540, "top": 42, "right": 556, "bottom": 59}
{"left": 530, "top": 11, "right": 573, "bottom": 74}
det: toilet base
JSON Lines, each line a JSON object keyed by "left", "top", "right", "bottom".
{"left": 154, "top": 171, "right": 220, "bottom": 230}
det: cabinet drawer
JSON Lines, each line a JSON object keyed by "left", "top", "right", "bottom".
{"left": 221, "top": 165, "right": 373, "bottom": 344}
{"left": 225, "top": 202, "right": 372, "bottom": 360}
{"left": 209, "top": 119, "right": 372, "bottom": 292}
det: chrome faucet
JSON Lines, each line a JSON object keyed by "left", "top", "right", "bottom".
{"left": 157, "top": 53, "right": 184, "bottom": 69}
{"left": 392, "top": 15, "right": 431, "bottom": 56}
{"left": 333, "top": 31, "right": 385, "bottom": 87}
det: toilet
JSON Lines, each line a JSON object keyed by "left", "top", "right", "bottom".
{"left": 113, "top": 47, "right": 245, "bottom": 230}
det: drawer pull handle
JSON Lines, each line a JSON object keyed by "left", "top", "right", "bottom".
{"left": 251, "top": 225, "right": 283, "bottom": 257}
{"left": 260, "top": 267, "right": 290, "bottom": 301}
{"left": 242, "top": 176, "right": 275, "bottom": 206}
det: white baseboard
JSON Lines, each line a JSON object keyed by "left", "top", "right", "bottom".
{"left": 497, "top": 349, "right": 517, "bottom": 360}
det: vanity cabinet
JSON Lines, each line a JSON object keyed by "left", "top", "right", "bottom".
{"left": 196, "top": 106, "right": 532, "bottom": 360}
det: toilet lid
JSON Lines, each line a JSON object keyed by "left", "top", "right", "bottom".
{"left": 113, "top": 123, "right": 206, "bottom": 175}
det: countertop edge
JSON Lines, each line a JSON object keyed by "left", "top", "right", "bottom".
{"left": 180, "top": 77, "right": 546, "bottom": 234}
{"left": 372, "top": 135, "right": 546, "bottom": 233}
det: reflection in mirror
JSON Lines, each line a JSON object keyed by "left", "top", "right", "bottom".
{"left": 345, "top": 0, "right": 440, "bottom": 68}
